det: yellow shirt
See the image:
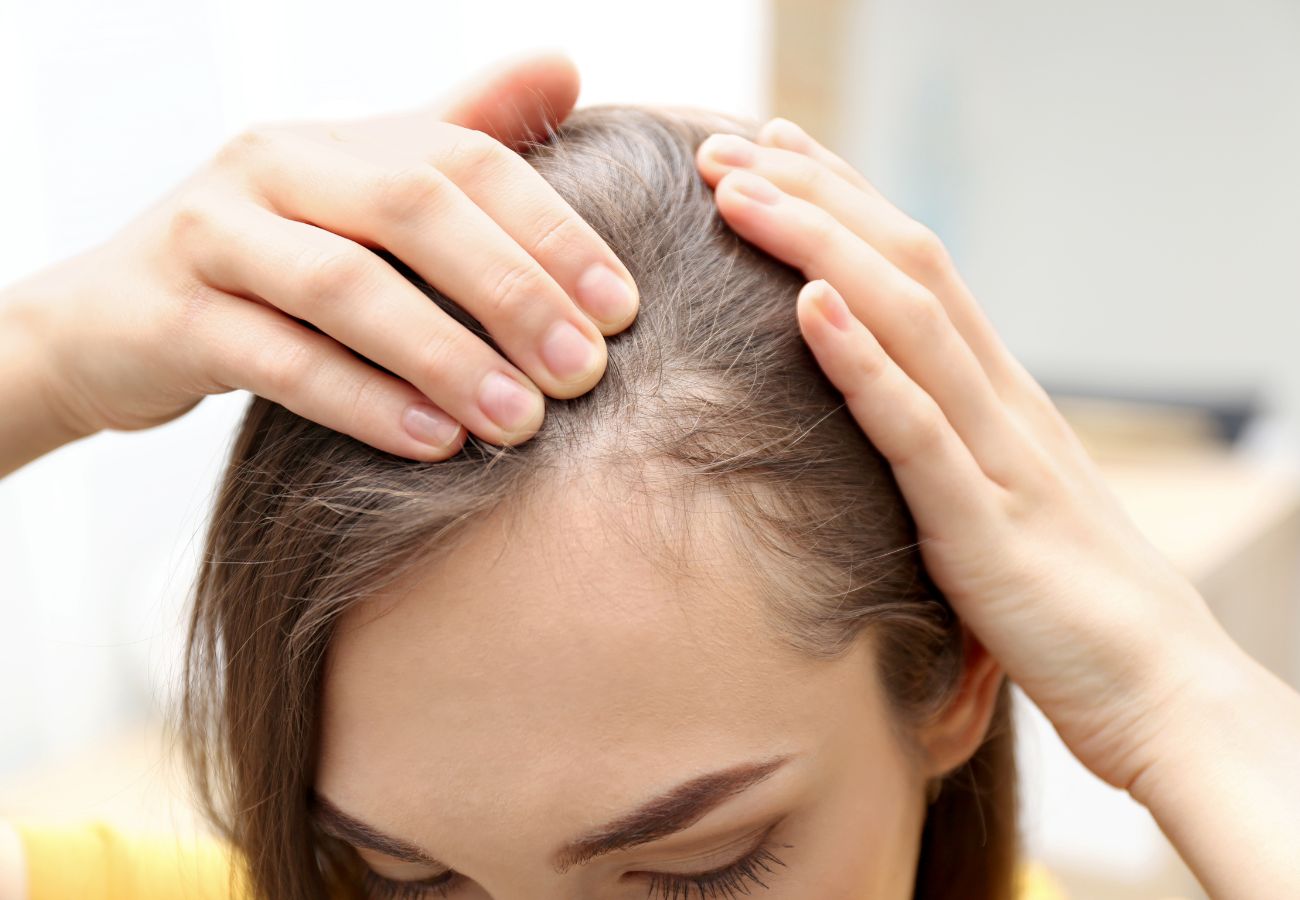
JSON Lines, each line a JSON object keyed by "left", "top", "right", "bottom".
{"left": 12, "top": 819, "right": 1069, "bottom": 899}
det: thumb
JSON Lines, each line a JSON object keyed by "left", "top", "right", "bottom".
{"left": 432, "top": 49, "right": 581, "bottom": 147}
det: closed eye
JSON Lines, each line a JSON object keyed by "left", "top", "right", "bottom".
{"left": 357, "top": 827, "right": 792, "bottom": 900}
{"left": 634, "top": 825, "right": 792, "bottom": 899}
{"left": 361, "top": 866, "right": 459, "bottom": 899}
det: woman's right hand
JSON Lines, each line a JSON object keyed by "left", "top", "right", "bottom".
{"left": 3, "top": 51, "right": 638, "bottom": 466}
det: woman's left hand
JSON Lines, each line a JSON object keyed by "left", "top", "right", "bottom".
{"left": 693, "top": 121, "right": 1235, "bottom": 796}
{"left": 696, "top": 124, "right": 1300, "bottom": 899}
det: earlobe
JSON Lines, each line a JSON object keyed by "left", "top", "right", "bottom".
{"left": 916, "top": 626, "right": 1006, "bottom": 779}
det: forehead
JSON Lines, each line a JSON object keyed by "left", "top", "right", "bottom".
{"left": 316, "top": 476, "right": 882, "bottom": 854}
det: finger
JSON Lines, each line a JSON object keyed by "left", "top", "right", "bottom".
{"left": 713, "top": 169, "right": 1021, "bottom": 486}
{"left": 422, "top": 125, "right": 640, "bottom": 336}
{"left": 796, "top": 279, "right": 996, "bottom": 530}
{"left": 699, "top": 131, "right": 1017, "bottom": 395}
{"left": 719, "top": 123, "right": 1069, "bottom": 444}
{"left": 221, "top": 129, "right": 612, "bottom": 402}
{"left": 250, "top": 119, "right": 639, "bottom": 336}
{"left": 195, "top": 291, "right": 468, "bottom": 462}
{"left": 183, "top": 200, "right": 546, "bottom": 447}
{"left": 755, "top": 117, "right": 877, "bottom": 195}
{"left": 431, "top": 50, "right": 580, "bottom": 147}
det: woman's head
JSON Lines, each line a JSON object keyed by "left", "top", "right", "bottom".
{"left": 180, "top": 105, "right": 1017, "bottom": 900}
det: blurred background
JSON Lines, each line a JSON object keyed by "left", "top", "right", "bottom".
{"left": 2, "top": 1, "right": 1298, "bottom": 897}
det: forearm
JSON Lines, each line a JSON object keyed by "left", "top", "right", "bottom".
{"left": 1128, "top": 631, "right": 1300, "bottom": 899}
{"left": 0, "top": 275, "right": 93, "bottom": 478}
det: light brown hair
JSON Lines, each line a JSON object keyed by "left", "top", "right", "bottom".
{"left": 179, "top": 104, "right": 1018, "bottom": 900}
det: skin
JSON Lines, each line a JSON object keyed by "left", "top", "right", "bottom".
{"left": 0, "top": 50, "right": 639, "bottom": 479}
{"left": 1, "top": 51, "right": 1298, "bottom": 900}
{"left": 314, "top": 479, "right": 1003, "bottom": 899}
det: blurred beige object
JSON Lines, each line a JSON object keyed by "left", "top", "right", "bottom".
{"left": 770, "top": 0, "right": 851, "bottom": 149}
{"left": 1051, "top": 396, "right": 1231, "bottom": 457}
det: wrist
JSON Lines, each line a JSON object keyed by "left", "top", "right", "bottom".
{"left": 1057, "top": 578, "right": 1239, "bottom": 795}
{"left": 1121, "top": 619, "right": 1300, "bottom": 898}
{"left": 0, "top": 271, "right": 99, "bottom": 476}
{"left": 1123, "top": 612, "right": 1270, "bottom": 805}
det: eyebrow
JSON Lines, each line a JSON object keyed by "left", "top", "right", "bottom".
{"left": 552, "top": 754, "right": 792, "bottom": 873}
{"left": 310, "top": 753, "right": 793, "bottom": 875}
{"left": 311, "top": 791, "right": 448, "bottom": 868}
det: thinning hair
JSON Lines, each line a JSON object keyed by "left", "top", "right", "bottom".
{"left": 178, "top": 103, "right": 1018, "bottom": 900}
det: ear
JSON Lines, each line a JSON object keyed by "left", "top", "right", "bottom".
{"left": 914, "top": 625, "right": 1006, "bottom": 778}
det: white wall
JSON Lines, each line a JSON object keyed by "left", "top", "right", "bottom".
{"left": 0, "top": 0, "right": 769, "bottom": 775}
{"left": 842, "top": 0, "right": 1300, "bottom": 439}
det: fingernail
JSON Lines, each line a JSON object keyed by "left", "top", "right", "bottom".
{"left": 730, "top": 170, "right": 781, "bottom": 205}
{"left": 402, "top": 403, "right": 462, "bottom": 449}
{"left": 540, "top": 319, "right": 600, "bottom": 382}
{"left": 701, "top": 133, "right": 755, "bottom": 167}
{"left": 809, "top": 281, "right": 854, "bottom": 331}
{"left": 763, "top": 117, "right": 812, "bottom": 151}
{"left": 478, "top": 371, "right": 541, "bottom": 433}
{"left": 575, "top": 262, "right": 637, "bottom": 325}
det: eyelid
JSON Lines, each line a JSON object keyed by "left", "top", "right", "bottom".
{"left": 361, "top": 866, "right": 458, "bottom": 899}
{"left": 626, "top": 820, "right": 777, "bottom": 875}
{"left": 354, "top": 847, "right": 453, "bottom": 882}
{"left": 358, "top": 814, "right": 786, "bottom": 883}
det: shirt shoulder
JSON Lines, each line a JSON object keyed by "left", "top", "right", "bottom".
{"left": 11, "top": 818, "right": 250, "bottom": 900}
{"left": 1016, "top": 859, "right": 1070, "bottom": 900}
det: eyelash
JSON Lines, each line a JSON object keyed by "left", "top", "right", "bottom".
{"left": 361, "top": 867, "right": 457, "bottom": 900}
{"left": 359, "top": 840, "right": 793, "bottom": 900}
{"left": 644, "top": 839, "right": 793, "bottom": 900}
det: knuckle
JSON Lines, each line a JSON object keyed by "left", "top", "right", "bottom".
{"left": 436, "top": 125, "right": 511, "bottom": 175}
{"left": 253, "top": 331, "right": 313, "bottom": 399}
{"left": 373, "top": 165, "right": 453, "bottom": 224}
{"left": 844, "top": 345, "right": 889, "bottom": 394}
{"left": 896, "top": 223, "right": 951, "bottom": 275}
{"left": 804, "top": 159, "right": 840, "bottom": 196}
{"left": 411, "top": 325, "right": 461, "bottom": 389}
{"left": 213, "top": 125, "right": 275, "bottom": 170}
{"left": 340, "top": 373, "right": 387, "bottom": 433}
{"left": 527, "top": 211, "right": 583, "bottom": 260}
{"left": 295, "top": 244, "right": 371, "bottom": 307}
{"left": 1008, "top": 441, "right": 1064, "bottom": 505}
{"left": 483, "top": 257, "right": 548, "bottom": 319}
{"left": 899, "top": 285, "right": 946, "bottom": 334}
{"left": 900, "top": 404, "right": 947, "bottom": 455}
{"left": 165, "top": 198, "right": 215, "bottom": 250}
